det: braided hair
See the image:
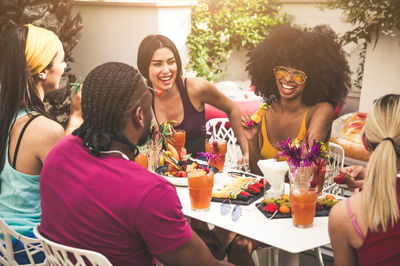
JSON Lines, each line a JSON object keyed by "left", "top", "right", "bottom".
{"left": 73, "top": 62, "right": 147, "bottom": 157}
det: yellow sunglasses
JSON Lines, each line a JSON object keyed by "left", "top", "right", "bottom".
{"left": 273, "top": 66, "right": 307, "bottom": 85}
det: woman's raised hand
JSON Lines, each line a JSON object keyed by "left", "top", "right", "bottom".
{"left": 241, "top": 114, "right": 261, "bottom": 141}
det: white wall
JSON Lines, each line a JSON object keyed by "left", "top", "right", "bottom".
{"left": 70, "top": 1, "right": 193, "bottom": 78}
{"left": 359, "top": 30, "right": 400, "bottom": 112}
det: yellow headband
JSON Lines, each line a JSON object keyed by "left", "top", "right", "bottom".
{"left": 25, "top": 24, "right": 61, "bottom": 75}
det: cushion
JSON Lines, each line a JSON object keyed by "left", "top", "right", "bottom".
{"left": 206, "top": 80, "right": 263, "bottom": 120}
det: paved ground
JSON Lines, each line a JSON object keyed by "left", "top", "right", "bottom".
{"left": 254, "top": 248, "right": 334, "bottom": 266}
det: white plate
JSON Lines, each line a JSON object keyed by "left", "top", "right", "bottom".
{"left": 162, "top": 175, "right": 188, "bottom": 187}
{"left": 161, "top": 172, "right": 228, "bottom": 187}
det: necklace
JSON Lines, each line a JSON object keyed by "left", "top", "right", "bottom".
{"left": 99, "top": 150, "right": 130, "bottom": 160}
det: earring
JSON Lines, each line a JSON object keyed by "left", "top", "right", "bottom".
{"left": 38, "top": 72, "right": 47, "bottom": 79}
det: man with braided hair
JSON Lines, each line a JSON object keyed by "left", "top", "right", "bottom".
{"left": 39, "top": 62, "right": 232, "bottom": 266}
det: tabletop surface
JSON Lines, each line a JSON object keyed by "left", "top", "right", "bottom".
{"left": 175, "top": 173, "right": 335, "bottom": 254}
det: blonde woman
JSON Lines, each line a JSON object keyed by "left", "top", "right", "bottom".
{"left": 329, "top": 94, "right": 400, "bottom": 265}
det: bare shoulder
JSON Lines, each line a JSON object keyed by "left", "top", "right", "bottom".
{"left": 329, "top": 193, "right": 362, "bottom": 236}
{"left": 28, "top": 116, "right": 64, "bottom": 143}
{"left": 187, "top": 77, "right": 216, "bottom": 94}
{"left": 310, "top": 102, "right": 334, "bottom": 117}
{"left": 329, "top": 198, "right": 348, "bottom": 228}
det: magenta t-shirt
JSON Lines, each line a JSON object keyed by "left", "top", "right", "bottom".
{"left": 40, "top": 135, "right": 192, "bottom": 266}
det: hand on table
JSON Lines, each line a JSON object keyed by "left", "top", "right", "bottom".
{"left": 340, "top": 165, "right": 365, "bottom": 192}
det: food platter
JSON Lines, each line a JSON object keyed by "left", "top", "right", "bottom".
{"left": 256, "top": 195, "right": 339, "bottom": 219}
{"left": 155, "top": 164, "right": 218, "bottom": 187}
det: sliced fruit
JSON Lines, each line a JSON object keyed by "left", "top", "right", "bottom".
{"left": 166, "top": 143, "right": 179, "bottom": 161}
{"left": 180, "top": 148, "right": 187, "bottom": 160}
{"left": 186, "top": 164, "right": 196, "bottom": 172}
{"left": 187, "top": 169, "right": 207, "bottom": 177}
{"left": 325, "top": 195, "right": 336, "bottom": 200}
{"left": 159, "top": 155, "right": 165, "bottom": 166}
{"left": 279, "top": 205, "right": 290, "bottom": 214}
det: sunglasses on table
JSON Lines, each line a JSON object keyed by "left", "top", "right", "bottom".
{"left": 273, "top": 66, "right": 307, "bottom": 85}
{"left": 221, "top": 199, "right": 242, "bottom": 222}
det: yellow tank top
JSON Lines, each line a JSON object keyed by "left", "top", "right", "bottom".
{"left": 260, "top": 107, "right": 310, "bottom": 160}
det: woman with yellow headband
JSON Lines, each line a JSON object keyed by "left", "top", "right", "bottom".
{"left": 0, "top": 24, "right": 82, "bottom": 263}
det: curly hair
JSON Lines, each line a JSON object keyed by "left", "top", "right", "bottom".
{"left": 73, "top": 62, "right": 147, "bottom": 157}
{"left": 246, "top": 24, "right": 350, "bottom": 107}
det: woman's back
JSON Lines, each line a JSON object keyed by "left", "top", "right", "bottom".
{"left": 0, "top": 109, "right": 63, "bottom": 235}
{"left": 357, "top": 179, "right": 400, "bottom": 265}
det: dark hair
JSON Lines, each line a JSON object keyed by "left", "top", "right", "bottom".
{"left": 0, "top": 25, "right": 47, "bottom": 171}
{"left": 73, "top": 62, "right": 147, "bottom": 157}
{"left": 137, "top": 35, "right": 182, "bottom": 87}
{"left": 246, "top": 24, "right": 350, "bottom": 107}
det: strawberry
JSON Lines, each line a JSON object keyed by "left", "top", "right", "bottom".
{"left": 240, "top": 191, "right": 251, "bottom": 196}
{"left": 247, "top": 185, "right": 261, "bottom": 194}
{"left": 310, "top": 179, "right": 317, "bottom": 188}
{"left": 334, "top": 173, "right": 350, "bottom": 184}
{"left": 154, "top": 88, "right": 163, "bottom": 96}
{"left": 264, "top": 203, "right": 278, "bottom": 213}
{"left": 254, "top": 183, "right": 264, "bottom": 189}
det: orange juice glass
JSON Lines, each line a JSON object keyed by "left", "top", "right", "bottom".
{"left": 188, "top": 170, "right": 214, "bottom": 211}
{"left": 290, "top": 187, "right": 318, "bottom": 228}
{"left": 134, "top": 153, "right": 149, "bottom": 169}
{"left": 167, "top": 130, "right": 186, "bottom": 156}
{"left": 205, "top": 139, "right": 227, "bottom": 172}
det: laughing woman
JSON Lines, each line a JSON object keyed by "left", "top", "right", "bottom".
{"left": 242, "top": 25, "right": 351, "bottom": 176}
{"left": 0, "top": 24, "right": 82, "bottom": 263}
{"left": 232, "top": 25, "right": 351, "bottom": 266}
{"left": 137, "top": 35, "right": 248, "bottom": 162}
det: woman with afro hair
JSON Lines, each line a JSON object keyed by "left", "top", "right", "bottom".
{"left": 242, "top": 24, "right": 351, "bottom": 175}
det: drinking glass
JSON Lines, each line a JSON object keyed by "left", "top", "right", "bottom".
{"left": 134, "top": 152, "right": 149, "bottom": 169}
{"left": 289, "top": 165, "right": 318, "bottom": 228}
{"left": 257, "top": 159, "right": 289, "bottom": 200}
{"left": 188, "top": 170, "right": 215, "bottom": 211}
{"left": 167, "top": 129, "right": 186, "bottom": 156}
{"left": 205, "top": 139, "right": 227, "bottom": 172}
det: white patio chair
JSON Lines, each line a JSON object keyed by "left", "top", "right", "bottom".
{"left": 0, "top": 218, "right": 46, "bottom": 266}
{"left": 322, "top": 142, "right": 345, "bottom": 195}
{"left": 205, "top": 118, "right": 242, "bottom": 170}
{"left": 310, "top": 142, "right": 345, "bottom": 266}
{"left": 33, "top": 226, "right": 112, "bottom": 266}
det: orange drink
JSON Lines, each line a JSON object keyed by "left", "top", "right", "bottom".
{"left": 290, "top": 187, "right": 318, "bottom": 228}
{"left": 135, "top": 153, "right": 149, "bottom": 169}
{"left": 188, "top": 170, "right": 214, "bottom": 211}
{"left": 166, "top": 129, "right": 186, "bottom": 156}
{"left": 205, "top": 139, "right": 227, "bottom": 172}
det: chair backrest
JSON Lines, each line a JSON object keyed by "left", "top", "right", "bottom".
{"left": 323, "top": 142, "right": 345, "bottom": 194}
{"left": 33, "top": 226, "right": 112, "bottom": 266}
{"left": 0, "top": 218, "right": 46, "bottom": 266}
{"left": 205, "top": 118, "right": 242, "bottom": 170}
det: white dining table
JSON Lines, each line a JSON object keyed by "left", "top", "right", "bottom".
{"left": 174, "top": 172, "right": 336, "bottom": 266}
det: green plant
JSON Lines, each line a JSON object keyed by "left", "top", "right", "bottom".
{"left": 326, "top": 0, "right": 400, "bottom": 89}
{"left": 0, "top": 0, "right": 83, "bottom": 126}
{"left": 186, "top": 0, "right": 291, "bottom": 81}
